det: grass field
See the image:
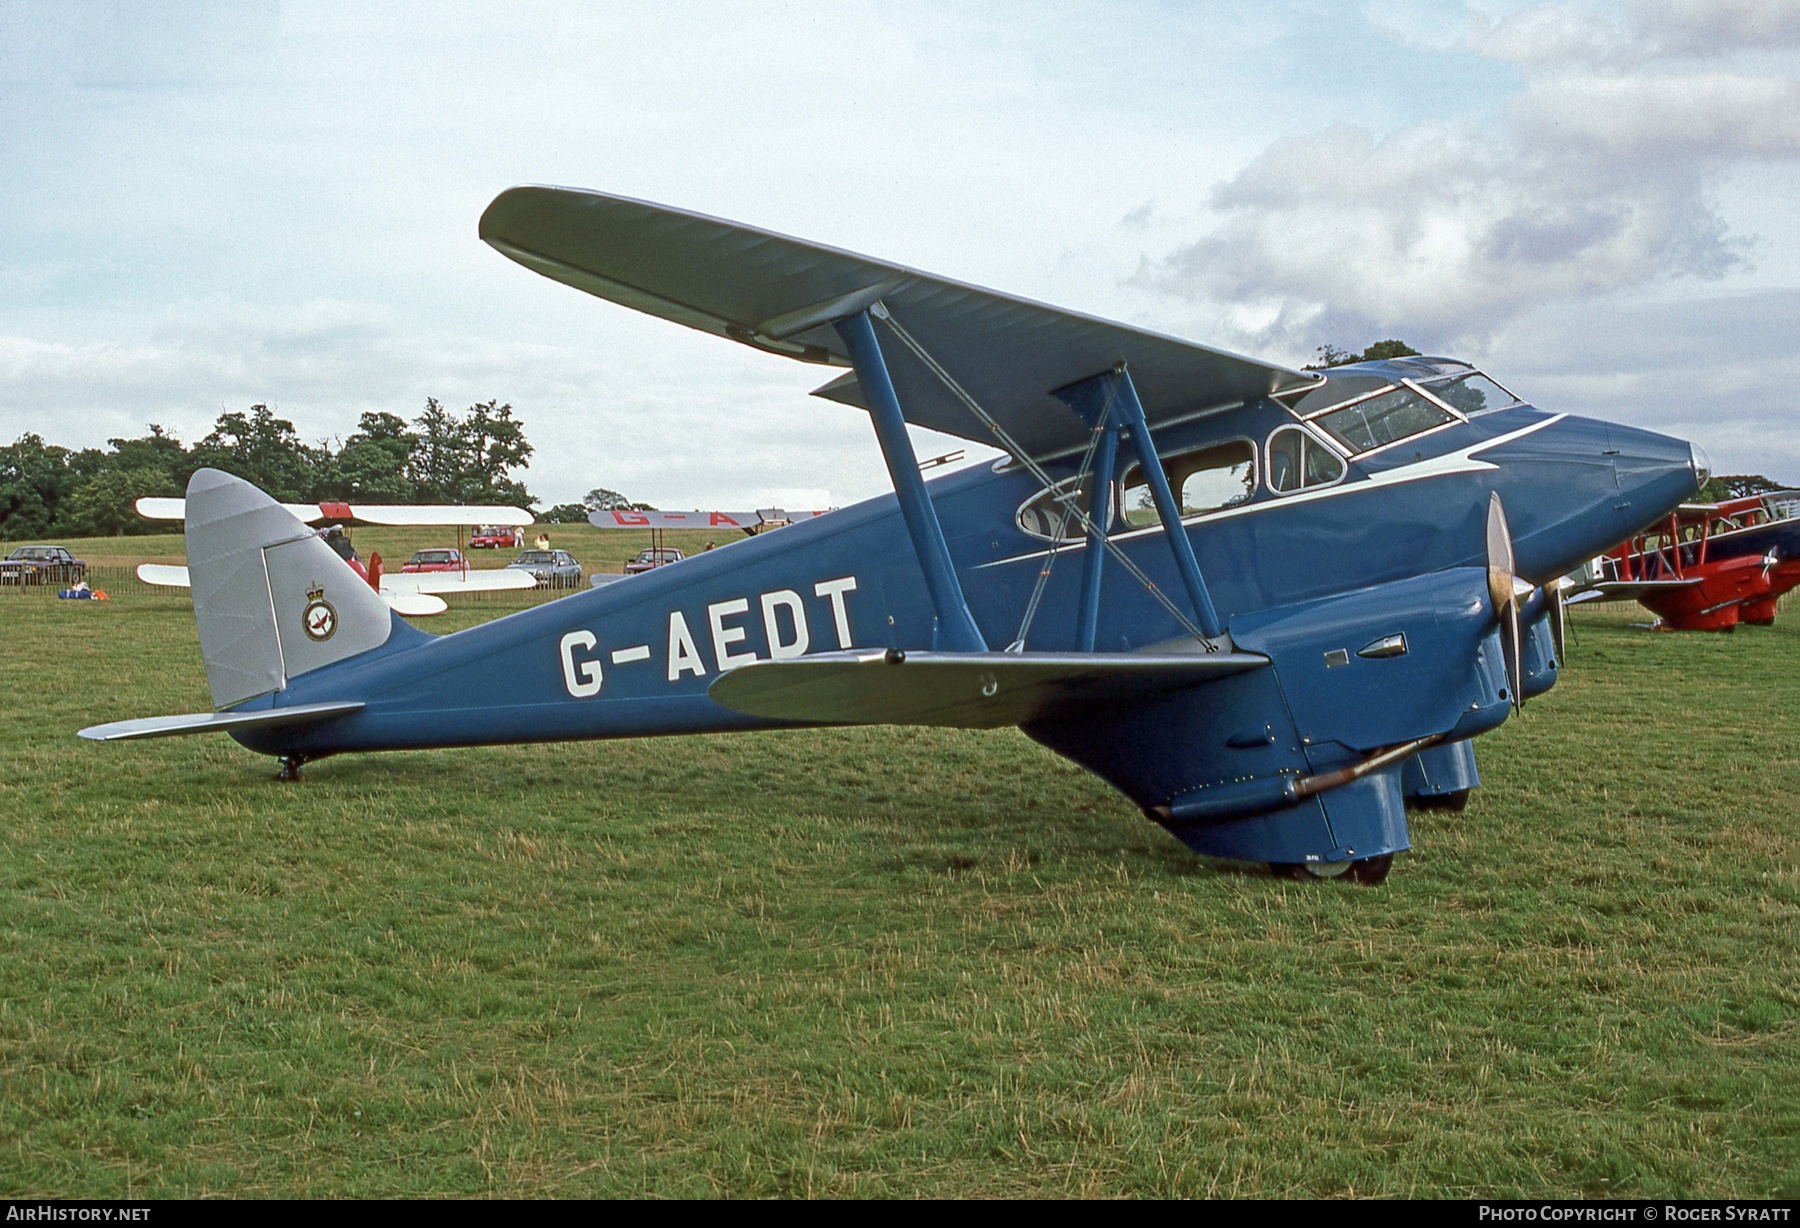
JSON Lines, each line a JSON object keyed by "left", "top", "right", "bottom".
{"left": 0, "top": 579, "right": 1793, "bottom": 1197}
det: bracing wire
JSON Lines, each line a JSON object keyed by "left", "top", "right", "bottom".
{"left": 1008, "top": 405, "right": 1107, "bottom": 650}
{"left": 872, "top": 305, "right": 1211, "bottom": 642}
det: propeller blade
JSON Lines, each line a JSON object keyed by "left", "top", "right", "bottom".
{"left": 1547, "top": 578, "right": 1567, "bottom": 666}
{"left": 1502, "top": 597, "right": 1524, "bottom": 711}
{"left": 1486, "top": 492, "right": 1516, "bottom": 614}
{"left": 1486, "top": 493, "right": 1525, "bottom": 711}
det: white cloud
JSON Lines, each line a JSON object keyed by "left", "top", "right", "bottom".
{"left": 1485, "top": 288, "right": 1800, "bottom": 480}
{"left": 1474, "top": 0, "right": 1800, "bottom": 66}
{"left": 1516, "top": 73, "right": 1800, "bottom": 158}
{"left": 1631, "top": 0, "right": 1800, "bottom": 54}
{"left": 1148, "top": 117, "right": 1740, "bottom": 349}
{"left": 1147, "top": 5, "right": 1800, "bottom": 356}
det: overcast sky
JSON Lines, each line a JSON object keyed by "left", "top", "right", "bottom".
{"left": 3, "top": 0, "right": 1797, "bottom": 509}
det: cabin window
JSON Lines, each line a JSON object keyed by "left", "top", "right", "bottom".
{"left": 1266, "top": 426, "right": 1346, "bottom": 494}
{"left": 1310, "top": 385, "right": 1456, "bottom": 454}
{"left": 1016, "top": 475, "right": 1097, "bottom": 542}
{"left": 1121, "top": 441, "right": 1256, "bottom": 528}
{"left": 1425, "top": 372, "right": 1521, "bottom": 416}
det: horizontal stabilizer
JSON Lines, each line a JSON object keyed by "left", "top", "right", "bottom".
{"left": 79, "top": 700, "right": 364, "bottom": 742}
{"left": 708, "top": 649, "right": 1267, "bottom": 730}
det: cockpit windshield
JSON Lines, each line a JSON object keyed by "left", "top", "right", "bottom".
{"left": 1426, "top": 373, "right": 1522, "bottom": 416}
{"left": 1291, "top": 362, "right": 1526, "bottom": 456}
{"left": 1311, "top": 386, "right": 1456, "bottom": 454}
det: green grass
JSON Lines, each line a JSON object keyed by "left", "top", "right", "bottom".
{"left": 0, "top": 590, "right": 1793, "bottom": 1197}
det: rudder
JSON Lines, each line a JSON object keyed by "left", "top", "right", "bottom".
{"left": 185, "top": 468, "right": 395, "bottom": 708}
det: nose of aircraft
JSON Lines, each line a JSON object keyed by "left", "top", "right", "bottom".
{"left": 1511, "top": 416, "right": 1701, "bottom": 583}
{"left": 1689, "top": 441, "right": 1714, "bottom": 492}
{"left": 1609, "top": 419, "right": 1704, "bottom": 525}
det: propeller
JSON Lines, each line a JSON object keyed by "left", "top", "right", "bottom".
{"left": 1545, "top": 574, "right": 1567, "bottom": 666}
{"left": 1486, "top": 493, "right": 1525, "bottom": 712}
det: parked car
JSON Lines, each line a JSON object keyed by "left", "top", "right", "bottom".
{"left": 470, "top": 525, "right": 522, "bottom": 549}
{"left": 506, "top": 549, "right": 584, "bottom": 589}
{"left": 624, "top": 547, "right": 683, "bottom": 575}
{"left": 400, "top": 548, "right": 467, "bottom": 574}
{"left": 0, "top": 545, "right": 86, "bottom": 586}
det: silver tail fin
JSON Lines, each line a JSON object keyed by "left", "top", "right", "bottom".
{"left": 185, "top": 468, "right": 394, "bottom": 709}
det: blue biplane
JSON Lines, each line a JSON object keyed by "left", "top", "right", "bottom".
{"left": 81, "top": 186, "right": 1704, "bottom": 883}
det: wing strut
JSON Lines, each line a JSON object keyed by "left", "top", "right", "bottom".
{"left": 1055, "top": 367, "right": 1226, "bottom": 641}
{"left": 833, "top": 310, "right": 988, "bottom": 652}
{"left": 1075, "top": 419, "right": 1120, "bottom": 651}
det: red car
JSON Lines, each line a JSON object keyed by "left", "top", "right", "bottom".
{"left": 470, "top": 525, "right": 522, "bottom": 549}
{"left": 400, "top": 548, "right": 468, "bottom": 574}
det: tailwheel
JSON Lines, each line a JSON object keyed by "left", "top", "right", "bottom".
{"left": 277, "top": 755, "right": 307, "bottom": 782}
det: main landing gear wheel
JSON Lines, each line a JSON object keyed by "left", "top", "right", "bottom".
{"left": 1268, "top": 853, "right": 1394, "bottom": 886}
{"left": 1342, "top": 853, "right": 1394, "bottom": 885}
{"left": 1411, "top": 788, "right": 1471, "bottom": 812}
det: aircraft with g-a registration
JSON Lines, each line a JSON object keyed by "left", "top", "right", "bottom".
{"left": 79, "top": 186, "right": 1704, "bottom": 884}
{"left": 584, "top": 506, "right": 833, "bottom": 584}
{"left": 133, "top": 497, "right": 540, "bottom": 616}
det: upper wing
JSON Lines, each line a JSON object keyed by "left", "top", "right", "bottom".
{"left": 587, "top": 508, "right": 831, "bottom": 532}
{"left": 136, "top": 498, "right": 533, "bottom": 528}
{"left": 589, "top": 509, "right": 760, "bottom": 530}
{"left": 479, "top": 186, "right": 1315, "bottom": 460}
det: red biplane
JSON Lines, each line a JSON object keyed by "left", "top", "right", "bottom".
{"left": 1569, "top": 490, "right": 1800, "bottom": 630}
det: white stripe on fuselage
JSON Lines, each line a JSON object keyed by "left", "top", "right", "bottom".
{"left": 976, "top": 413, "right": 1569, "bottom": 571}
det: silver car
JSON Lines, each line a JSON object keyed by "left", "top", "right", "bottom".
{"left": 506, "top": 549, "right": 583, "bottom": 589}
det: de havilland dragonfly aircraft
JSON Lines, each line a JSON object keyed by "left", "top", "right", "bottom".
{"left": 79, "top": 186, "right": 1704, "bottom": 883}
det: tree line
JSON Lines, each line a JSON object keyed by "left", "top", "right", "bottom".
{"left": 0, "top": 400, "right": 534, "bottom": 538}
